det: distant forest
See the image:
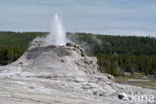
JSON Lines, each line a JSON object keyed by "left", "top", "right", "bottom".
{"left": 0, "top": 31, "right": 156, "bottom": 77}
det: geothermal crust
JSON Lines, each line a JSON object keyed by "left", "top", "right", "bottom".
{"left": 0, "top": 40, "right": 155, "bottom": 104}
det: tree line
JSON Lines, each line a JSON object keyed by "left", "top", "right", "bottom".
{"left": 0, "top": 31, "right": 155, "bottom": 77}
{"left": 67, "top": 33, "right": 156, "bottom": 76}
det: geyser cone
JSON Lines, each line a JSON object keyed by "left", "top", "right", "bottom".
{"left": 47, "top": 13, "right": 66, "bottom": 45}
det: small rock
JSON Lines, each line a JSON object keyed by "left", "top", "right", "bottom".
{"left": 118, "top": 93, "right": 128, "bottom": 100}
{"left": 60, "top": 59, "right": 65, "bottom": 62}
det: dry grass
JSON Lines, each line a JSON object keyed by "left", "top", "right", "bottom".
{"left": 115, "top": 77, "right": 156, "bottom": 90}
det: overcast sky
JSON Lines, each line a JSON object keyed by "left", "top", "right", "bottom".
{"left": 0, "top": 0, "right": 156, "bottom": 37}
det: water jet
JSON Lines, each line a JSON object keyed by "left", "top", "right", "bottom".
{"left": 46, "top": 13, "right": 66, "bottom": 45}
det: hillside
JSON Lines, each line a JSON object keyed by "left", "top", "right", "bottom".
{"left": 0, "top": 31, "right": 155, "bottom": 76}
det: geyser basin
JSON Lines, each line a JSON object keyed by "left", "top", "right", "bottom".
{"left": 46, "top": 13, "right": 66, "bottom": 45}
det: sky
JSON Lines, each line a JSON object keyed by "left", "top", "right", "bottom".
{"left": 0, "top": 0, "right": 156, "bottom": 37}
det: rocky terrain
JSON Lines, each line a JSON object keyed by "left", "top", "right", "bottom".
{"left": 0, "top": 39, "right": 155, "bottom": 104}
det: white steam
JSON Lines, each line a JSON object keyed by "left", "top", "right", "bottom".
{"left": 46, "top": 13, "right": 66, "bottom": 45}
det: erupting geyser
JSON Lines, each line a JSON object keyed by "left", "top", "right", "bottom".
{"left": 46, "top": 13, "right": 66, "bottom": 45}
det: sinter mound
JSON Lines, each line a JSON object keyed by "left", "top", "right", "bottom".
{"left": 14, "top": 40, "right": 99, "bottom": 76}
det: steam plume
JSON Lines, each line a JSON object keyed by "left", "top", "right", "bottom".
{"left": 46, "top": 13, "right": 66, "bottom": 45}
